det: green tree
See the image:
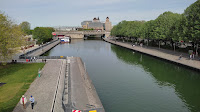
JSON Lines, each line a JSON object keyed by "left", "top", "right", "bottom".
{"left": 184, "top": 0, "right": 200, "bottom": 53}
{"left": 20, "top": 21, "right": 31, "bottom": 35}
{"left": 33, "top": 27, "right": 55, "bottom": 44}
{"left": 0, "top": 12, "right": 25, "bottom": 63}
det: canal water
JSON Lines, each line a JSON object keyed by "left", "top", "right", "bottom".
{"left": 45, "top": 39, "right": 200, "bottom": 112}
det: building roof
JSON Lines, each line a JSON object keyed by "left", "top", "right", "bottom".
{"left": 88, "top": 22, "right": 103, "bottom": 28}
{"left": 81, "top": 21, "right": 92, "bottom": 25}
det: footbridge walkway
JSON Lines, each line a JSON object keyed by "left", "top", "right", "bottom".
{"left": 19, "top": 39, "right": 60, "bottom": 58}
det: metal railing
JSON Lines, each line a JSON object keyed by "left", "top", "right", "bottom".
{"left": 19, "top": 39, "right": 59, "bottom": 58}
{"left": 19, "top": 56, "right": 67, "bottom": 59}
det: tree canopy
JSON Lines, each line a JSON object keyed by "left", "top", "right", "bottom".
{"left": 32, "top": 27, "right": 55, "bottom": 44}
{"left": 111, "top": 0, "right": 200, "bottom": 51}
{"left": 184, "top": 0, "right": 200, "bottom": 43}
{"left": 20, "top": 21, "right": 31, "bottom": 35}
{"left": 0, "top": 12, "right": 25, "bottom": 62}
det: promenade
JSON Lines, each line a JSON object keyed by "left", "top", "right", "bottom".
{"left": 27, "top": 40, "right": 60, "bottom": 56}
{"left": 13, "top": 60, "right": 66, "bottom": 112}
{"left": 103, "top": 38, "right": 200, "bottom": 71}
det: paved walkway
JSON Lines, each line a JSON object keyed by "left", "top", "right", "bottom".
{"left": 6, "top": 45, "right": 40, "bottom": 62}
{"left": 13, "top": 59, "right": 66, "bottom": 112}
{"left": 27, "top": 40, "right": 60, "bottom": 56}
{"left": 104, "top": 38, "right": 200, "bottom": 71}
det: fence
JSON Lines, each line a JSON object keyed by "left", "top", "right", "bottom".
{"left": 19, "top": 39, "right": 59, "bottom": 58}
{"left": 19, "top": 56, "right": 67, "bottom": 59}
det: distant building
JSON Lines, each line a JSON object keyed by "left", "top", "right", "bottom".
{"left": 81, "top": 21, "right": 92, "bottom": 29}
{"left": 105, "top": 17, "right": 112, "bottom": 32}
{"left": 81, "top": 17, "right": 112, "bottom": 31}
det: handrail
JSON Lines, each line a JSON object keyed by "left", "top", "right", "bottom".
{"left": 19, "top": 39, "right": 59, "bottom": 58}
{"left": 19, "top": 56, "right": 67, "bottom": 59}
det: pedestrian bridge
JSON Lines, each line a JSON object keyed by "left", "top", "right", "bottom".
{"left": 53, "top": 31, "right": 110, "bottom": 39}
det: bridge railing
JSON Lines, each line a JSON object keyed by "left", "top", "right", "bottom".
{"left": 19, "top": 56, "right": 67, "bottom": 59}
{"left": 19, "top": 39, "right": 59, "bottom": 58}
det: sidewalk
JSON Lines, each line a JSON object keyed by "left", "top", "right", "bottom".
{"left": 104, "top": 38, "right": 200, "bottom": 71}
{"left": 12, "top": 60, "right": 65, "bottom": 112}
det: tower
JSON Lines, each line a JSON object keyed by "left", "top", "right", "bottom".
{"left": 105, "top": 17, "right": 112, "bottom": 32}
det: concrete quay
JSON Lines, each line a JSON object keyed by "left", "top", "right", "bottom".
{"left": 13, "top": 57, "right": 104, "bottom": 112}
{"left": 63, "top": 57, "right": 105, "bottom": 112}
{"left": 103, "top": 38, "right": 200, "bottom": 72}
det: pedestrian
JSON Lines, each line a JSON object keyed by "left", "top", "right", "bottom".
{"left": 192, "top": 52, "right": 195, "bottom": 59}
{"left": 190, "top": 54, "right": 192, "bottom": 60}
{"left": 33, "top": 56, "right": 36, "bottom": 62}
{"left": 140, "top": 43, "right": 143, "bottom": 47}
{"left": 179, "top": 54, "right": 182, "bottom": 60}
{"left": 30, "top": 95, "right": 35, "bottom": 109}
{"left": 20, "top": 95, "right": 27, "bottom": 109}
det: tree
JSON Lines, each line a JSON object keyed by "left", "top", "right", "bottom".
{"left": 33, "top": 27, "right": 55, "bottom": 44}
{"left": 153, "top": 11, "right": 182, "bottom": 49}
{"left": 184, "top": 0, "right": 200, "bottom": 53}
{"left": 0, "top": 12, "right": 25, "bottom": 63}
{"left": 110, "top": 0, "right": 199, "bottom": 53}
{"left": 20, "top": 21, "right": 31, "bottom": 35}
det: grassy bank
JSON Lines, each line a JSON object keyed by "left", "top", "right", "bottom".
{"left": 0, "top": 63, "right": 45, "bottom": 112}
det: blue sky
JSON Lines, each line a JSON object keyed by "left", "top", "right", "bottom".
{"left": 0, "top": 0, "right": 197, "bottom": 29}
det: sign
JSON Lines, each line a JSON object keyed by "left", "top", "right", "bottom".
{"left": 72, "top": 110, "right": 82, "bottom": 112}
{"left": 89, "top": 110, "right": 97, "bottom": 112}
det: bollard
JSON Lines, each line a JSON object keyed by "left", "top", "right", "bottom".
{"left": 38, "top": 68, "right": 41, "bottom": 77}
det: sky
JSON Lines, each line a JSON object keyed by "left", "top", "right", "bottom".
{"left": 0, "top": 0, "right": 197, "bottom": 29}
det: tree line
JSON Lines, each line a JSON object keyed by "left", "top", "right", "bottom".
{"left": 111, "top": 0, "right": 200, "bottom": 53}
{"left": 19, "top": 21, "right": 55, "bottom": 44}
{"left": 32, "top": 27, "right": 55, "bottom": 44}
{"left": 0, "top": 11, "right": 55, "bottom": 63}
{"left": 0, "top": 12, "right": 25, "bottom": 63}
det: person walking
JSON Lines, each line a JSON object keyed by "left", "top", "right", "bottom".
{"left": 190, "top": 54, "right": 192, "bottom": 60}
{"left": 20, "top": 95, "right": 27, "bottom": 109}
{"left": 33, "top": 56, "right": 36, "bottom": 61}
{"left": 179, "top": 54, "right": 182, "bottom": 60}
{"left": 30, "top": 95, "right": 35, "bottom": 109}
{"left": 192, "top": 52, "right": 195, "bottom": 60}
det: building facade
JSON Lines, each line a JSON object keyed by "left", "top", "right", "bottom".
{"left": 81, "top": 17, "right": 112, "bottom": 31}
{"left": 105, "top": 17, "right": 112, "bottom": 32}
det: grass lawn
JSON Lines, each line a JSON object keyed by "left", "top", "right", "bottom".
{"left": 0, "top": 63, "right": 45, "bottom": 112}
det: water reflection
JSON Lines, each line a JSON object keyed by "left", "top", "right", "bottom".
{"left": 111, "top": 45, "right": 200, "bottom": 112}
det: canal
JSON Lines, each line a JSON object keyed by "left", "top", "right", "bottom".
{"left": 44, "top": 39, "right": 200, "bottom": 112}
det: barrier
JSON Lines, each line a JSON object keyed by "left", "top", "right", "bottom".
{"left": 19, "top": 39, "right": 59, "bottom": 58}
